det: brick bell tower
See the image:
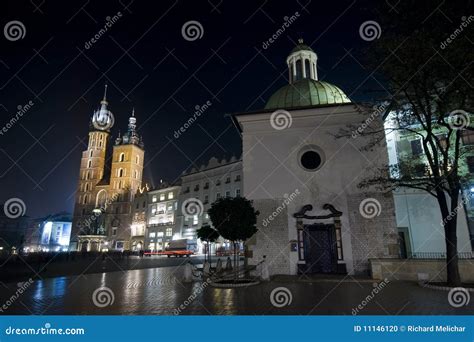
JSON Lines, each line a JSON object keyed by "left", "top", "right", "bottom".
{"left": 106, "top": 108, "right": 144, "bottom": 250}
{"left": 70, "top": 85, "right": 114, "bottom": 251}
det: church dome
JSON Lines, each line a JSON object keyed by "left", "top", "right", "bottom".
{"left": 264, "top": 39, "right": 351, "bottom": 110}
{"left": 290, "top": 42, "right": 314, "bottom": 54}
{"left": 265, "top": 78, "right": 351, "bottom": 110}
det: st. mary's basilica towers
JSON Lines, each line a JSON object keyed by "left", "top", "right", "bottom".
{"left": 70, "top": 85, "right": 145, "bottom": 251}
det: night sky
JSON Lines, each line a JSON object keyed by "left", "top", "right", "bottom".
{"left": 0, "top": 0, "right": 384, "bottom": 218}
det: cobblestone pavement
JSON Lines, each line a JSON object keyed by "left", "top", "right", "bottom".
{"left": 0, "top": 254, "right": 226, "bottom": 282}
{"left": 0, "top": 266, "right": 472, "bottom": 315}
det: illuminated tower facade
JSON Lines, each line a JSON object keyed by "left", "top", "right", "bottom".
{"left": 104, "top": 109, "right": 145, "bottom": 250}
{"left": 70, "top": 86, "right": 144, "bottom": 251}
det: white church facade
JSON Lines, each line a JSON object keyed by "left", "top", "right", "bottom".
{"left": 231, "top": 40, "right": 473, "bottom": 277}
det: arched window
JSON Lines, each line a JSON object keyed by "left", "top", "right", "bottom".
{"left": 96, "top": 189, "right": 108, "bottom": 208}
{"left": 119, "top": 153, "right": 125, "bottom": 162}
{"left": 85, "top": 183, "right": 90, "bottom": 191}
{"left": 135, "top": 155, "right": 139, "bottom": 164}
{"left": 89, "top": 150, "right": 93, "bottom": 157}
{"left": 295, "top": 59, "right": 303, "bottom": 81}
{"left": 118, "top": 168, "right": 124, "bottom": 177}
{"left": 118, "top": 181, "right": 122, "bottom": 189}
{"left": 83, "top": 195, "right": 88, "bottom": 204}
{"left": 87, "top": 160, "right": 92, "bottom": 168}
{"left": 134, "top": 170, "right": 138, "bottom": 179}
{"left": 304, "top": 59, "right": 311, "bottom": 78}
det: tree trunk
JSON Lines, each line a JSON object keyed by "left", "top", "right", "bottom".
{"left": 437, "top": 190, "right": 462, "bottom": 286}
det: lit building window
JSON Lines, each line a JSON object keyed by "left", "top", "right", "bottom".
{"left": 152, "top": 195, "right": 157, "bottom": 203}
{"left": 149, "top": 232, "right": 156, "bottom": 238}
{"left": 160, "top": 194, "right": 165, "bottom": 201}
{"left": 168, "top": 192, "right": 174, "bottom": 199}
{"left": 166, "top": 228, "right": 172, "bottom": 236}
{"left": 193, "top": 215, "right": 198, "bottom": 225}
{"left": 157, "top": 232, "right": 164, "bottom": 237}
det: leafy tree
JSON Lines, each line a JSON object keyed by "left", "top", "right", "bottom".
{"left": 352, "top": 0, "right": 473, "bottom": 286}
{"left": 196, "top": 224, "right": 220, "bottom": 263}
{"left": 208, "top": 197, "right": 259, "bottom": 279}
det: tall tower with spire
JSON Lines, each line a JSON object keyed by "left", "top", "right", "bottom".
{"left": 71, "top": 85, "right": 114, "bottom": 249}
{"left": 103, "top": 108, "right": 144, "bottom": 250}
{"left": 70, "top": 85, "right": 144, "bottom": 252}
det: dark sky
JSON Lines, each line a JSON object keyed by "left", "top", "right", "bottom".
{"left": 0, "top": 0, "right": 384, "bottom": 218}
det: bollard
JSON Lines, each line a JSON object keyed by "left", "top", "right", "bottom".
{"left": 225, "top": 256, "right": 233, "bottom": 270}
{"left": 261, "top": 255, "right": 270, "bottom": 281}
{"left": 183, "top": 262, "right": 193, "bottom": 283}
{"left": 203, "top": 261, "right": 211, "bottom": 276}
{"left": 215, "top": 258, "right": 222, "bottom": 273}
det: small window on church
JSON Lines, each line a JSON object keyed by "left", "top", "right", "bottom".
{"left": 118, "top": 168, "right": 124, "bottom": 177}
{"left": 298, "top": 145, "right": 324, "bottom": 172}
{"left": 87, "top": 160, "right": 92, "bottom": 168}
{"left": 89, "top": 150, "right": 93, "bottom": 157}
{"left": 301, "top": 151, "right": 321, "bottom": 170}
{"left": 119, "top": 153, "right": 125, "bottom": 162}
{"left": 136, "top": 155, "right": 139, "bottom": 164}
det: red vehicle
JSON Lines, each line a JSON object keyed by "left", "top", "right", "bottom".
{"left": 144, "top": 239, "right": 194, "bottom": 257}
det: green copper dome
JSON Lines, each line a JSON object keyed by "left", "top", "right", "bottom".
{"left": 265, "top": 79, "right": 351, "bottom": 110}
